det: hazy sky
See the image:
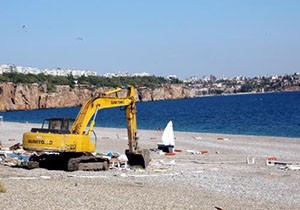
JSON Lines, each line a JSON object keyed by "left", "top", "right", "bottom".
{"left": 1, "top": 0, "right": 300, "bottom": 79}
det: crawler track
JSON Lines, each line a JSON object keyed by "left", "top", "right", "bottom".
{"left": 27, "top": 153, "right": 109, "bottom": 171}
{"left": 67, "top": 155, "right": 109, "bottom": 171}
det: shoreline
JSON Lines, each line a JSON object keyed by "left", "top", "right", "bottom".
{"left": 1, "top": 120, "right": 300, "bottom": 139}
{"left": 0, "top": 120, "right": 299, "bottom": 139}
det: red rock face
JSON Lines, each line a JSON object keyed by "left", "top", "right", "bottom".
{"left": 0, "top": 83, "right": 95, "bottom": 111}
{"left": 0, "top": 83, "right": 191, "bottom": 111}
{"left": 139, "top": 84, "right": 191, "bottom": 101}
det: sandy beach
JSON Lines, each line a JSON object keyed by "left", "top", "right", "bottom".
{"left": 1, "top": 121, "right": 300, "bottom": 210}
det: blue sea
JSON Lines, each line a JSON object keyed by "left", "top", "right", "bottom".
{"left": 1, "top": 91, "right": 300, "bottom": 138}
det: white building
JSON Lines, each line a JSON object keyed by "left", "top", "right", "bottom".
{"left": 0, "top": 64, "right": 97, "bottom": 77}
{"left": 167, "top": 74, "right": 177, "bottom": 80}
{"left": 0, "top": 64, "right": 15, "bottom": 74}
{"left": 103, "top": 71, "right": 151, "bottom": 78}
{"left": 132, "top": 72, "right": 152, "bottom": 77}
{"left": 183, "top": 76, "right": 198, "bottom": 83}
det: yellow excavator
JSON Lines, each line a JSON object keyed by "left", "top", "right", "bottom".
{"left": 22, "top": 85, "right": 150, "bottom": 171}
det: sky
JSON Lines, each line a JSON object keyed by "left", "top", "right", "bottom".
{"left": 1, "top": 0, "right": 300, "bottom": 79}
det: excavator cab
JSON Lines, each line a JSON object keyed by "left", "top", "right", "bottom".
{"left": 31, "top": 118, "right": 75, "bottom": 134}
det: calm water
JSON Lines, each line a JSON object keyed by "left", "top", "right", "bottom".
{"left": 1, "top": 91, "right": 300, "bottom": 138}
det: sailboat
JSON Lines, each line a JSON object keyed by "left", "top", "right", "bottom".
{"left": 157, "top": 121, "right": 175, "bottom": 153}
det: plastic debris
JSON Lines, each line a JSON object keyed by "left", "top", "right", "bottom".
{"left": 9, "top": 143, "right": 22, "bottom": 151}
{"left": 246, "top": 157, "right": 255, "bottom": 164}
{"left": 174, "top": 149, "right": 182, "bottom": 152}
{"left": 0, "top": 143, "right": 31, "bottom": 167}
{"left": 283, "top": 164, "right": 300, "bottom": 171}
{"left": 266, "top": 157, "right": 277, "bottom": 166}
{"left": 110, "top": 154, "right": 128, "bottom": 170}
{"left": 118, "top": 154, "right": 128, "bottom": 162}
{"left": 217, "top": 137, "right": 229, "bottom": 141}
{"left": 186, "top": 150, "right": 200, "bottom": 155}
{"left": 165, "top": 152, "right": 176, "bottom": 156}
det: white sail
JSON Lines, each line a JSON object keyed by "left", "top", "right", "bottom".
{"left": 162, "top": 121, "right": 175, "bottom": 146}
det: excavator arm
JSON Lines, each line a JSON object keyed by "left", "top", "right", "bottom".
{"left": 71, "top": 85, "right": 139, "bottom": 152}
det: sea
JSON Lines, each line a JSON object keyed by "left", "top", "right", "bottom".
{"left": 1, "top": 91, "right": 300, "bottom": 138}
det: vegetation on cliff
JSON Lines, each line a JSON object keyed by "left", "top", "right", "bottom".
{"left": 76, "top": 75, "right": 181, "bottom": 89}
{"left": 0, "top": 72, "right": 181, "bottom": 92}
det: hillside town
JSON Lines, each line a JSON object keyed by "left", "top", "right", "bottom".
{"left": 1, "top": 63, "right": 300, "bottom": 95}
{"left": 185, "top": 73, "right": 300, "bottom": 95}
{"left": 0, "top": 64, "right": 154, "bottom": 78}
{"left": 0, "top": 64, "right": 97, "bottom": 77}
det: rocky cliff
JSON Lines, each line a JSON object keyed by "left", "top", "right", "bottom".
{"left": 0, "top": 82, "right": 191, "bottom": 111}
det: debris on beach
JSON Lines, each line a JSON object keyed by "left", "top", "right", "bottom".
{"left": 0, "top": 144, "right": 141, "bottom": 171}
{"left": 174, "top": 149, "right": 182, "bottom": 152}
{"left": 95, "top": 152, "right": 131, "bottom": 170}
{"left": 283, "top": 164, "right": 300, "bottom": 171}
{"left": 246, "top": 157, "right": 255, "bottom": 164}
{"left": 186, "top": 149, "right": 200, "bottom": 155}
{"left": 0, "top": 143, "right": 31, "bottom": 167}
{"left": 165, "top": 152, "right": 176, "bottom": 156}
{"left": 217, "top": 137, "right": 230, "bottom": 141}
{"left": 110, "top": 154, "right": 129, "bottom": 170}
{"left": 200, "top": 150, "right": 208, "bottom": 154}
{"left": 265, "top": 157, "right": 300, "bottom": 171}
{"left": 265, "top": 157, "right": 278, "bottom": 166}
{"left": 187, "top": 149, "right": 209, "bottom": 155}
{"left": 9, "top": 143, "right": 22, "bottom": 151}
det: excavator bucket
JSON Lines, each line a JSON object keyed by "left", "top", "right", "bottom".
{"left": 125, "top": 149, "right": 150, "bottom": 168}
